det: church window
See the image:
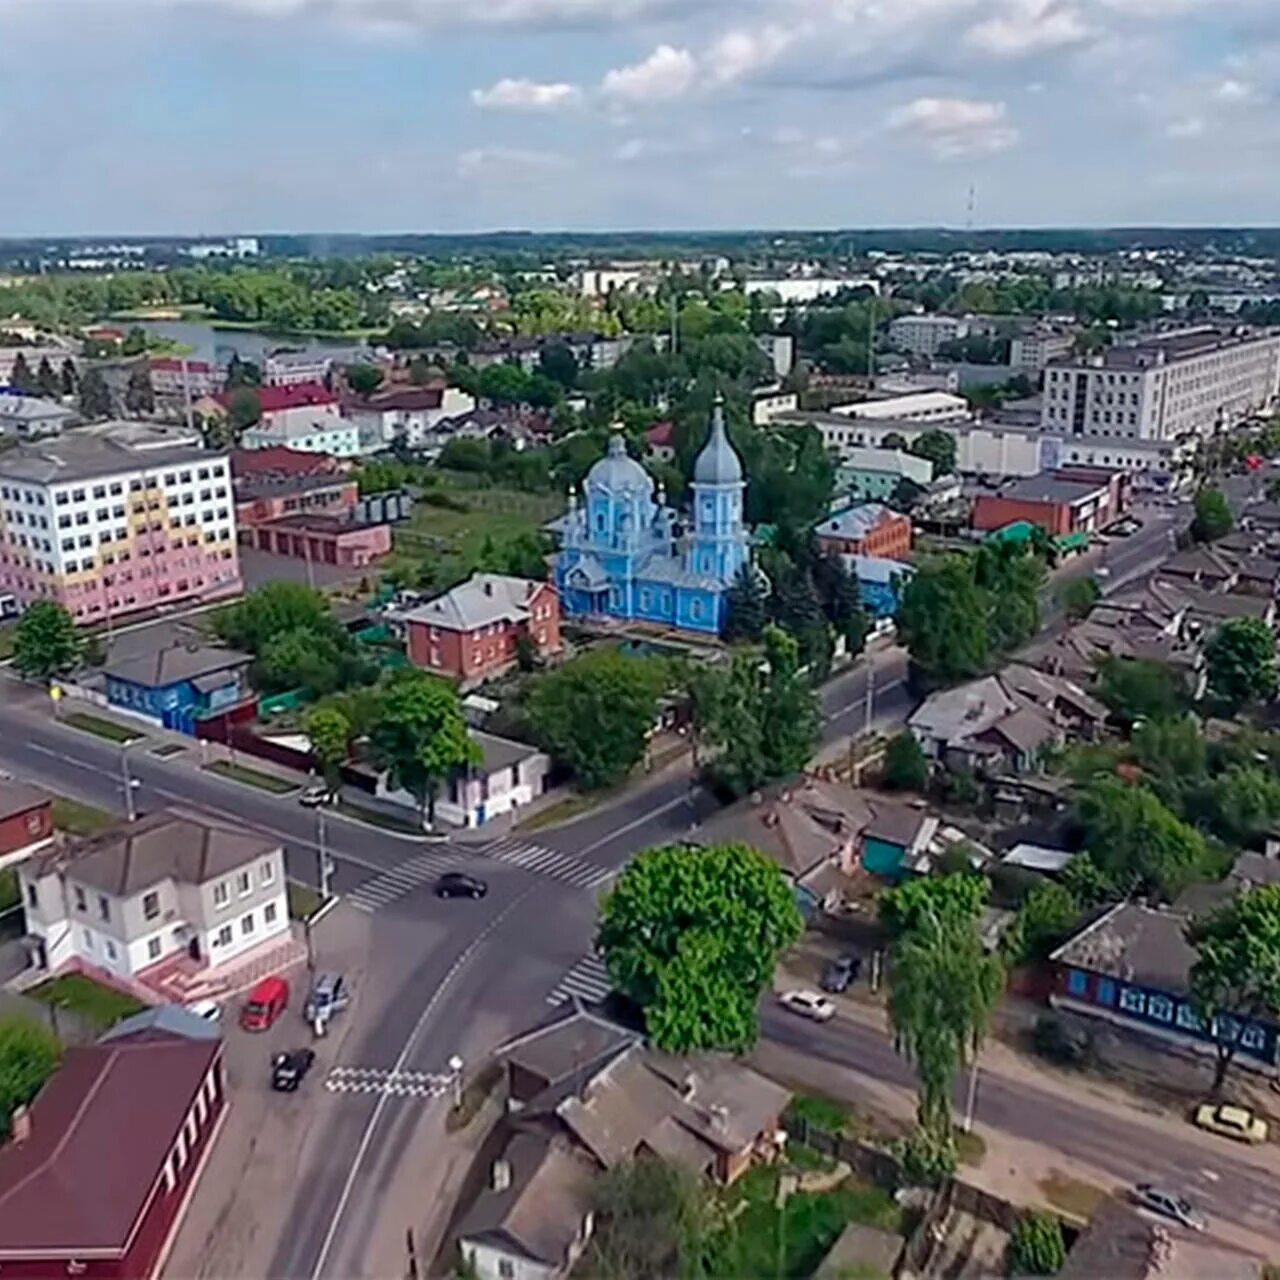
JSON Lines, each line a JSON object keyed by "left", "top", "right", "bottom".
{"left": 691, "top": 599, "right": 703, "bottom": 620}
{"left": 640, "top": 589, "right": 651, "bottom": 609}
{"left": 595, "top": 514, "right": 606, "bottom": 533}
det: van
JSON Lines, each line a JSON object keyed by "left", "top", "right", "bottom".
{"left": 240, "top": 975, "right": 289, "bottom": 1032}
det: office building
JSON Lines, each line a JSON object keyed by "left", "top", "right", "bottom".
{"left": 0, "top": 422, "right": 240, "bottom": 623}
{"left": 1041, "top": 326, "right": 1280, "bottom": 441}
{"left": 888, "top": 314, "right": 966, "bottom": 359}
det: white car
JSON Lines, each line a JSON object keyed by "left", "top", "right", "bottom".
{"left": 185, "top": 999, "right": 222, "bottom": 1023}
{"left": 778, "top": 989, "right": 836, "bottom": 1023}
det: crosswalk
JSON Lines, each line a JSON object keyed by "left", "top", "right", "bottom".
{"left": 325, "top": 1065, "right": 453, "bottom": 1099}
{"left": 482, "top": 836, "right": 615, "bottom": 891}
{"left": 345, "top": 849, "right": 459, "bottom": 914}
{"left": 546, "top": 953, "right": 612, "bottom": 1007}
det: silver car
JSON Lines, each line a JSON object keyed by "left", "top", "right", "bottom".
{"left": 1132, "top": 1184, "right": 1207, "bottom": 1232}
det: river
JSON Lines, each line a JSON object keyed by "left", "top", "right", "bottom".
{"left": 132, "top": 319, "right": 372, "bottom": 366}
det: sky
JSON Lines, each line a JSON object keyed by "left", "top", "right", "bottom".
{"left": 1, "top": 0, "right": 1278, "bottom": 235}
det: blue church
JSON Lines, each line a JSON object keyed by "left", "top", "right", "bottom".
{"left": 554, "top": 397, "right": 751, "bottom": 636}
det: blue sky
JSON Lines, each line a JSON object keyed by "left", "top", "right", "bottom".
{"left": 1, "top": 0, "right": 1278, "bottom": 235}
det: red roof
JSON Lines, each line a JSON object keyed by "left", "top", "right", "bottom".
{"left": 216, "top": 381, "right": 336, "bottom": 414}
{"left": 646, "top": 421, "right": 675, "bottom": 447}
{"left": 149, "top": 356, "right": 217, "bottom": 374}
{"left": 351, "top": 386, "right": 445, "bottom": 413}
{"left": 0, "top": 1034, "right": 219, "bottom": 1256}
{"left": 230, "top": 446, "right": 337, "bottom": 479}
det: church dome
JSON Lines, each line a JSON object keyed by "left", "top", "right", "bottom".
{"left": 693, "top": 395, "right": 743, "bottom": 486}
{"left": 587, "top": 433, "right": 655, "bottom": 497}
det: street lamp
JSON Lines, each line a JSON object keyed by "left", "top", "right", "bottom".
{"left": 120, "top": 744, "right": 141, "bottom": 822}
{"left": 448, "top": 1054, "right": 464, "bottom": 1109}
{"left": 316, "top": 810, "right": 334, "bottom": 901}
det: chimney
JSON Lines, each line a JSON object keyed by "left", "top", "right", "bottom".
{"left": 490, "top": 1159, "right": 512, "bottom": 1192}
{"left": 483, "top": 580, "right": 494, "bottom": 597}
{"left": 708, "top": 1104, "right": 729, "bottom": 1132}
{"left": 11, "top": 1104, "right": 30, "bottom": 1145}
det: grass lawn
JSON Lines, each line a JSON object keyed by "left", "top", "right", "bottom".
{"left": 287, "top": 880, "right": 324, "bottom": 921}
{"left": 204, "top": 759, "right": 298, "bottom": 794}
{"left": 397, "top": 483, "right": 562, "bottom": 564}
{"left": 709, "top": 1163, "right": 903, "bottom": 1280}
{"left": 62, "top": 711, "right": 143, "bottom": 744}
{"left": 787, "top": 1092, "right": 857, "bottom": 1135}
{"left": 51, "top": 796, "right": 116, "bottom": 836}
{"left": 29, "top": 973, "right": 145, "bottom": 1031}
{"left": 955, "top": 1128, "right": 987, "bottom": 1167}
{"left": 0, "top": 627, "right": 15, "bottom": 661}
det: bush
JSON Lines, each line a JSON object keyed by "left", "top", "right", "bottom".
{"left": 896, "top": 1126, "right": 956, "bottom": 1187}
{"left": 883, "top": 732, "right": 929, "bottom": 791}
{"left": 0, "top": 1016, "right": 60, "bottom": 1136}
{"left": 1009, "top": 1210, "right": 1067, "bottom": 1276}
{"left": 1032, "top": 1015, "right": 1090, "bottom": 1067}
{"left": 988, "top": 864, "right": 1049, "bottom": 910}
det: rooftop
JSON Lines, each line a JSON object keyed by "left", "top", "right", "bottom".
{"left": 216, "top": 381, "right": 337, "bottom": 414}
{"left": 1050, "top": 902, "right": 1196, "bottom": 992}
{"left": 104, "top": 642, "right": 250, "bottom": 689}
{"left": 816, "top": 502, "right": 902, "bottom": 543}
{"left": 229, "top": 445, "right": 337, "bottom": 479}
{"left": 402, "top": 573, "right": 546, "bottom": 633}
{"left": 0, "top": 421, "right": 211, "bottom": 485}
{"left": 0, "top": 779, "right": 51, "bottom": 821}
{"left": 990, "top": 474, "right": 1110, "bottom": 506}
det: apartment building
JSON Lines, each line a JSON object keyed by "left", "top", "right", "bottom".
{"left": 830, "top": 390, "right": 970, "bottom": 425}
{"left": 149, "top": 356, "right": 222, "bottom": 400}
{"left": 1010, "top": 328, "right": 1074, "bottom": 374}
{"left": 262, "top": 350, "right": 332, "bottom": 387}
{"left": 1041, "top": 326, "right": 1280, "bottom": 442}
{"left": 18, "top": 809, "right": 288, "bottom": 979}
{"left": 0, "top": 422, "right": 241, "bottom": 624}
{"left": 888, "top": 314, "right": 966, "bottom": 358}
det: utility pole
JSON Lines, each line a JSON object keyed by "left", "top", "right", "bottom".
{"left": 962, "top": 1057, "right": 980, "bottom": 1133}
{"left": 120, "top": 745, "right": 137, "bottom": 822}
{"left": 864, "top": 661, "right": 876, "bottom": 737}
{"left": 317, "top": 809, "right": 333, "bottom": 901}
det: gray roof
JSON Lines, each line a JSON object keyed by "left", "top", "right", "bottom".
{"left": 0, "top": 780, "right": 51, "bottom": 821}
{"left": 864, "top": 803, "right": 933, "bottom": 849}
{"left": 457, "top": 1134, "right": 591, "bottom": 1268}
{"left": 501, "top": 1008, "right": 639, "bottom": 1091}
{"left": 635, "top": 553, "right": 722, "bottom": 592}
{"left": 104, "top": 643, "right": 250, "bottom": 689}
{"left": 473, "top": 731, "right": 542, "bottom": 776}
{"left": 693, "top": 395, "right": 744, "bottom": 486}
{"left": 0, "top": 396, "right": 74, "bottom": 423}
{"left": 1178, "top": 587, "right": 1274, "bottom": 621}
{"left": 1050, "top": 903, "right": 1195, "bottom": 993}
{"left": 31, "top": 809, "right": 278, "bottom": 897}
{"left": 815, "top": 1223, "right": 904, "bottom": 1280}
{"left": 401, "top": 573, "right": 545, "bottom": 633}
{"left": 996, "top": 474, "right": 1109, "bottom": 505}
{"left": 585, "top": 433, "right": 654, "bottom": 497}
{"left": 0, "top": 422, "right": 212, "bottom": 485}
{"left": 988, "top": 704, "right": 1060, "bottom": 754}
{"left": 817, "top": 502, "right": 897, "bottom": 542}
{"left": 98, "top": 1005, "right": 221, "bottom": 1044}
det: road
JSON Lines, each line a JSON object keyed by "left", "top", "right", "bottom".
{"left": 0, "top": 496, "right": 1198, "bottom": 1275}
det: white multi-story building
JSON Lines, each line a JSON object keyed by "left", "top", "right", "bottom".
{"left": 0, "top": 422, "right": 240, "bottom": 624}
{"left": 240, "top": 411, "right": 361, "bottom": 458}
{"left": 262, "top": 351, "right": 333, "bottom": 388}
{"left": 888, "top": 314, "right": 967, "bottom": 358}
{"left": 1010, "top": 329, "right": 1075, "bottom": 374}
{"left": 830, "top": 390, "right": 970, "bottom": 425}
{"left": 1041, "top": 327, "right": 1280, "bottom": 442}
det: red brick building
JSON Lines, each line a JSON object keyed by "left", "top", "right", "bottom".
{"left": 971, "top": 472, "right": 1123, "bottom": 538}
{"left": 0, "top": 1019, "right": 225, "bottom": 1278}
{"left": 404, "top": 574, "right": 562, "bottom": 686}
{"left": 813, "top": 503, "right": 913, "bottom": 560}
{"left": 242, "top": 513, "right": 391, "bottom": 568}
{"left": 0, "top": 780, "right": 53, "bottom": 866}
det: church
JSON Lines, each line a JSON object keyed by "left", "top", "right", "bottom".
{"left": 554, "top": 397, "right": 751, "bottom": 636}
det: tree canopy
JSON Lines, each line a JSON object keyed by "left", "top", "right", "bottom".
{"left": 883, "top": 731, "right": 929, "bottom": 792}
{"left": 13, "top": 602, "right": 82, "bottom": 679}
{"left": 1095, "top": 657, "right": 1186, "bottom": 725}
{"left": 1191, "top": 486, "right": 1233, "bottom": 542}
{"left": 0, "top": 1017, "right": 59, "bottom": 1138}
{"left": 597, "top": 841, "right": 803, "bottom": 1053}
{"left": 304, "top": 705, "right": 351, "bottom": 786}
{"left": 909, "top": 429, "right": 957, "bottom": 477}
{"left": 1205, "top": 617, "right": 1278, "bottom": 712}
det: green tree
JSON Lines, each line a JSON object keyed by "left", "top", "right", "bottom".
{"left": 1009, "top": 1211, "right": 1067, "bottom": 1276}
{"left": 1095, "top": 657, "right": 1186, "bottom": 725}
{"left": 897, "top": 554, "right": 989, "bottom": 686}
{"left": 226, "top": 387, "right": 262, "bottom": 432}
{"left": 883, "top": 731, "right": 929, "bottom": 791}
{"left": 76, "top": 367, "right": 113, "bottom": 420}
{"left": 909, "top": 429, "right": 957, "bottom": 477}
{"left": 1056, "top": 575, "right": 1100, "bottom": 622}
{"left": 370, "top": 671, "right": 480, "bottom": 827}
{"left": 7, "top": 353, "right": 35, "bottom": 395}
{"left": 1075, "top": 778, "right": 1208, "bottom": 902}
{"left": 345, "top": 362, "right": 383, "bottom": 396}
{"left": 598, "top": 841, "right": 803, "bottom": 1053}
{"left": 537, "top": 342, "right": 579, "bottom": 389}
{"left": 721, "top": 564, "right": 767, "bottom": 643}
{"left": 124, "top": 362, "right": 155, "bottom": 416}
{"left": 1205, "top": 617, "right": 1278, "bottom": 712}
{"left": 304, "top": 705, "right": 351, "bottom": 787}
{"left": 882, "top": 875, "right": 1003, "bottom": 1154}
{"left": 13, "top": 601, "right": 83, "bottom": 679}
{"left": 1131, "top": 714, "right": 1206, "bottom": 809}
{"left": 1004, "top": 882, "right": 1080, "bottom": 966}
{"left": 1204, "top": 766, "right": 1280, "bottom": 845}
{"left": 1187, "top": 885, "right": 1280, "bottom": 1093}
{"left": 59, "top": 359, "right": 78, "bottom": 397}
{"left": 214, "top": 581, "right": 335, "bottom": 653}
{"left": 34, "top": 357, "right": 58, "bottom": 399}
{"left": 1191, "top": 486, "right": 1233, "bottom": 542}
{"left": 525, "top": 649, "right": 667, "bottom": 790}
{"left": 0, "top": 1016, "right": 60, "bottom": 1137}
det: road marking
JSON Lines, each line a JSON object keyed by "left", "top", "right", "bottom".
{"left": 324, "top": 1066, "right": 453, "bottom": 1098}
{"left": 546, "top": 954, "right": 612, "bottom": 1007}
{"left": 345, "top": 850, "right": 459, "bottom": 913}
{"left": 482, "top": 836, "right": 613, "bottom": 890}
{"left": 573, "top": 791, "right": 690, "bottom": 859}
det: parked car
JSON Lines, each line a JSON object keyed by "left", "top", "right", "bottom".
{"left": 304, "top": 972, "right": 350, "bottom": 1026}
{"left": 185, "top": 998, "right": 221, "bottom": 1023}
{"left": 271, "top": 1048, "right": 316, "bottom": 1092}
{"left": 299, "top": 784, "right": 336, "bottom": 808}
{"left": 1131, "top": 1184, "right": 1207, "bottom": 1232}
{"left": 819, "top": 954, "right": 861, "bottom": 994}
{"left": 777, "top": 989, "right": 836, "bottom": 1023}
{"left": 1194, "top": 1102, "right": 1269, "bottom": 1145}
{"left": 436, "top": 872, "right": 488, "bottom": 900}
{"left": 240, "top": 976, "right": 290, "bottom": 1032}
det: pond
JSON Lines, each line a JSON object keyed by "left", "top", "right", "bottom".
{"left": 129, "top": 319, "right": 371, "bottom": 366}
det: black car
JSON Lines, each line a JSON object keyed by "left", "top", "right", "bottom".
{"left": 436, "top": 872, "right": 488, "bottom": 900}
{"left": 271, "top": 1048, "right": 316, "bottom": 1092}
{"left": 820, "top": 954, "right": 861, "bottom": 994}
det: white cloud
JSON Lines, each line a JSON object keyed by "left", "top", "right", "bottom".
{"left": 704, "top": 24, "right": 793, "bottom": 85}
{"left": 470, "top": 77, "right": 580, "bottom": 110}
{"left": 600, "top": 44, "right": 697, "bottom": 103}
{"left": 456, "top": 146, "right": 571, "bottom": 177}
{"left": 965, "top": 0, "right": 1091, "bottom": 56}
{"left": 888, "top": 96, "right": 1020, "bottom": 158}
{"left": 1166, "top": 115, "right": 1206, "bottom": 138}
{"left": 1216, "top": 77, "right": 1254, "bottom": 102}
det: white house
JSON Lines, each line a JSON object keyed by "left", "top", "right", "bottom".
{"left": 343, "top": 385, "right": 477, "bottom": 454}
{"left": 241, "top": 411, "right": 362, "bottom": 458}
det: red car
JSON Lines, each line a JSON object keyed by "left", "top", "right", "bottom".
{"left": 240, "top": 975, "right": 289, "bottom": 1032}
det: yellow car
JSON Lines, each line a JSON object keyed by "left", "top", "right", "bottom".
{"left": 1194, "top": 1102, "right": 1269, "bottom": 1145}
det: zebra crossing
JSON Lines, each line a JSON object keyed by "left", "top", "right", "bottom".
{"left": 325, "top": 1065, "right": 453, "bottom": 1099}
{"left": 546, "top": 953, "right": 612, "bottom": 1007}
{"left": 482, "top": 836, "right": 614, "bottom": 891}
{"left": 345, "top": 848, "right": 459, "bottom": 914}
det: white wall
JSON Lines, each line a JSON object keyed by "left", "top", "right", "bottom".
{"left": 461, "top": 1240, "right": 555, "bottom": 1280}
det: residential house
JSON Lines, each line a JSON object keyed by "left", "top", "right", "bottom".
{"left": 104, "top": 643, "right": 252, "bottom": 735}
{"left": 1159, "top": 545, "right": 1239, "bottom": 592}
{"left": 218, "top": 381, "right": 338, "bottom": 429}
{"left": 0, "top": 781, "right": 54, "bottom": 868}
{"left": 343, "top": 384, "right": 476, "bottom": 455}
{"left": 403, "top": 574, "right": 562, "bottom": 687}
{"left": 1175, "top": 583, "right": 1276, "bottom": 632}
{"left": 814, "top": 503, "right": 912, "bottom": 561}
{"left": 18, "top": 809, "right": 289, "bottom": 980}
{"left": 644, "top": 420, "right": 675, "bottom": 463}
{"left": 240, "top": 410, "right": 360, "bottom": 458}
{"left": 859, "top": 804, "right": 940, "bottom": 880}
{"left": 434, "top": 732, "right": 552, "bottom": 829}
{"left": 1049, "top": 902, "right": 1278, "bottom": 1069}
{"left": 1173, "top": 850, "right": 1280, "bottom": 917}
{"left": 833, "top": 445, "right": 934, "bottom": 502}
{"left": 149, "top": 356, "right": 222, "bottom": 400}
{"left": 844, "top": 554, "right": 915, "bottom": 619}
{"left": 262, "top": 350, "right": 332, "bottom": 387}
{"left": 0, "top": 394, "right": 74, "bottom": 440}
{"left": 0, "top": 1016, "right": 225, "bottom": 1280}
